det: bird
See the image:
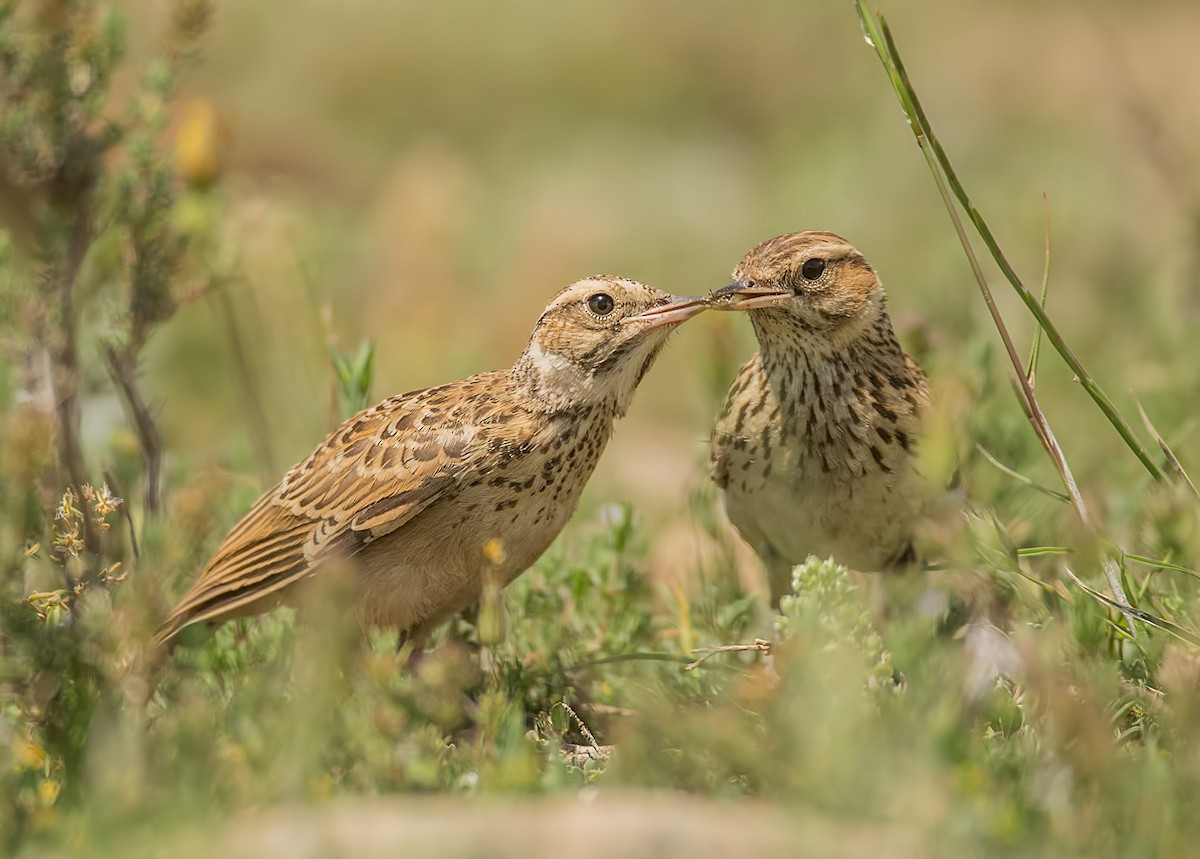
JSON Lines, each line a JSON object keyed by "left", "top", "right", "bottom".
{"left": 707, "top": 231, "right": 931, "bottom": 606}
{"left": 155, "top": 277, "right": 708, "bottom": 648}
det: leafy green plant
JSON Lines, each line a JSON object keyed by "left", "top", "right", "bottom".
{"left": 331, "top": 340, "right": 377, "bottom": 419}
{"left": 0, "top": 0, "right": 216, "bottom": 846}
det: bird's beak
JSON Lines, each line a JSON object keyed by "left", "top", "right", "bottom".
{"left": 627, "top": 295, "right": 710, "bottom": 330}
{"left": 708, "top": 277, "right": 790, "bottom": 311}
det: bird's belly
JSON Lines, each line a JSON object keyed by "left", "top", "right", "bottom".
{"left": 353, "top": 470, "right": 584, "bottom": 635}
{"left": 725, "top": 457, "right": 919, "bottom": 572}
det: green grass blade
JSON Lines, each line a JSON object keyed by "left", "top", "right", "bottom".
{"left": 1016, "top": 546, "right": 1071, "bottom": 557}
{"left": 1135, "top": 397, "right": 1198, "bottom": 497}
{"left": 865, "top": 9, "right": 1165, "bottom": 483}
{"left": 854, "top": 1, "right": 1144, "bottom": 625}
{"left": 976, "top": 444, "right": 1070, "bottom": 503}
{"left": 1026, "top": 195, "right": 1052, "bottom": 386}
{"left": 1124, "top": 553, "right": 1200, "bottom": 582}
{"left": 1015, "top": 547, "right": 1200, "bottom": 584}
{"left": 1064, "top": 566, "right": 1200, "bottom": 647}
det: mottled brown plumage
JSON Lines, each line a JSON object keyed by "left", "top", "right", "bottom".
{"left": 156, "top": 277, "right": 707, "bottom": 648}
{"left": 709, "top": 231, "right": 930, "bottom": 604}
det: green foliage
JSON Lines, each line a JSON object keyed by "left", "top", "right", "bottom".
{"left": 0, "top": 0, "right": 218, "bottom": 849}
{"left": 0, "top": 484, "right": 127, "bottom": 846}
{"left": 331, "top": 340, "right": 377, "bottom": 419}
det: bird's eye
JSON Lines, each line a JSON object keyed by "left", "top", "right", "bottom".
{"left": 586, "top": 292, "right": 615, "bottom": 317}
{"left": 801, "top": 258, "right": 826, "bottom": 281}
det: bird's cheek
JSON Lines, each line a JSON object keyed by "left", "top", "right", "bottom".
{"left": 631, "top": 324, "right": 672, "bottom": 354}
{"left": 811, "top": 294, "right": 859, "bottom": 324}
{"left": 611, "top": 324, "right": 649, "bottom": 349}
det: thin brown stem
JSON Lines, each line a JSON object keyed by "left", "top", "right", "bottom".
{"left": 215, "top": 285, "right": 277, "bottom": 483}
{"left": 685, "top": 639, "right": 772, "bottom": 671}
{"left": 50, "top": 209, "right": 98, "bottom": 570}
{"left": 103, "top": 467, "right": 139, "bottom": 560}
{"left": 104, "top": 344, "right": 165, "bottom": 516}
{"left": 876, "top": 16, "right": 1163, "bottom": 483}
{"left": 855, "top": 5, "right": 1138, "bottom": 630}
{"left": 1026, "top": 194, "right": 1052, "bottom": 387}
{"left": 557, "top": 702, "right": 600, "bottom": 749}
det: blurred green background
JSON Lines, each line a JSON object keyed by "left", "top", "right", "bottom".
{"left": 117, "top": 0, "right": 1200, "bottom": 525}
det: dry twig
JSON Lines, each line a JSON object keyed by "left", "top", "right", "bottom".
{"left": 686, "top": 639, "right": 772, "bottom": 671}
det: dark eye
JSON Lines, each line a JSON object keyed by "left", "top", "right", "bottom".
{"left": 587, "top": 292, "right": 615, "bottom": 316}
{"left": 801, "top": 258, "right": 825, "bottom": 281}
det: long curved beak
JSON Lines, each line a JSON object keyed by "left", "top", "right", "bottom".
{"left": 627, "top": 295, "right": 710, "bottom": 329}
{"left": 709, "top": 277, "right": 790, "bottom": 311}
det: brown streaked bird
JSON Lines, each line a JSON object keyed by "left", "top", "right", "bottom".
{"left": 155, "top": 277, "right": 708, "bottom": 648}
{"left": 708, "top": 231, "right": 931, "bottom": 605}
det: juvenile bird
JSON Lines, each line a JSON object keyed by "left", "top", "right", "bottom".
{"left": 708, "top": 231, "right": 930, "bottom": 605}
{"left": 156, "top": 277, "right": 707, "bottom": 648}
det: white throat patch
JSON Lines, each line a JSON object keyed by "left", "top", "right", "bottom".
{"left": 523, "top": 330, "right": 664, "bottom": 415}
{"left": 526, "top": 339, "right": 578, "bottom": 381}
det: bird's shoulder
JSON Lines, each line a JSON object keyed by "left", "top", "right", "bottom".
{"left": 276, "top": 370, "right": 541, "bottom": 532}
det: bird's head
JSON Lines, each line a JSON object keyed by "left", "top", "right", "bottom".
{"left": 517, "top": 276, "right": 708, "bottom": 414}
{"left": 710, "top": 231, "right": 887, "bottom": 350}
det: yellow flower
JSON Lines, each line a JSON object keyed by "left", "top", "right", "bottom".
{"left": 37, "top": 778, "right": 61, "bottom": 806}
{"left": 12, "top": 738, "right": 47, "bottom": 771}
{"left": 483, "top": 538, "right": 507, "bottom": 566}
{"left": 174, "top": 98, "right": 229, "bottom": 189}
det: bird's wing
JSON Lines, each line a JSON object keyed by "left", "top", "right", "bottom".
{"left": 904, "top": 352, "right": 930, "bottom": 391}
{"left": 708, "top": 353, "right": 798, "bottom": 599}
{"left": 156, "top": 372, "right": 535, "bottom": 645}
{"left": 708, "top": 354, "right": 762, "bottom": 490}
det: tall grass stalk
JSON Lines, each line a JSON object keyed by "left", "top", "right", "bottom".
{"left": 851, "top": 2, "right": 1191, "bottom": 634}
{"left": 855, "top": 1, "right": 1166, "bottom": 485}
